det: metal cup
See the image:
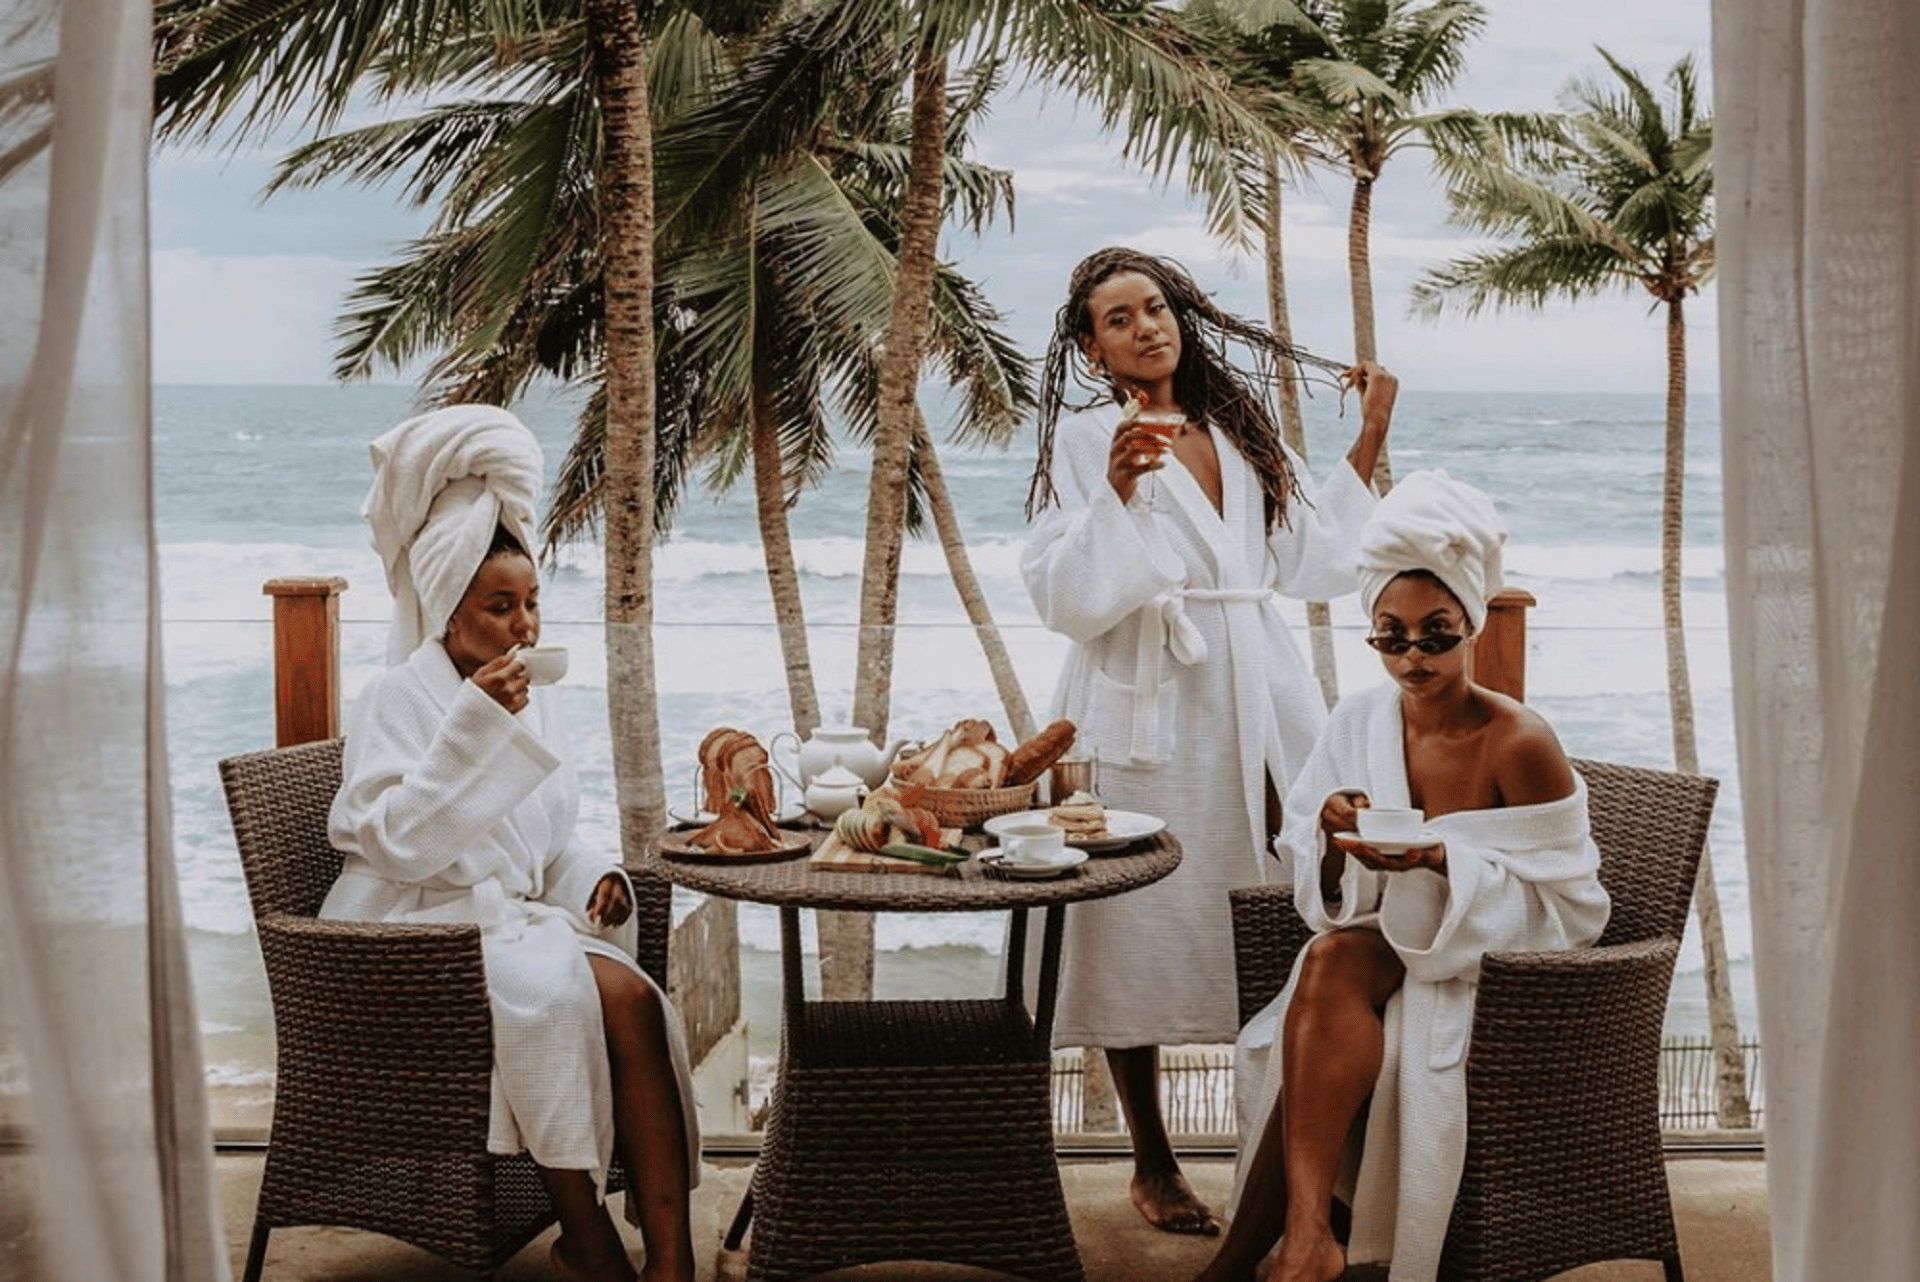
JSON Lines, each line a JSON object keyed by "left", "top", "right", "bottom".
{"left": 1048, "top": 755, "right": 1099, "bottom": 805}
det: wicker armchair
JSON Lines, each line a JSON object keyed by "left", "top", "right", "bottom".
{"left": 1228, "top": 757, "right": 1718, "bottom": 1282}
{"left": 218, "top": 737, "right": 672, "bottom": 1280}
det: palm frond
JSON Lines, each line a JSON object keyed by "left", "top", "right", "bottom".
{"left": 1417, "top": 47, "right": 1712, "bottom": 323}
{"left": 651, "top": 0, "right": 909, "bottom": 241}
{"left": 1386, "top": 0, "right": 1485, "bottom": 100}
{"left": 923, "top": 263, "right": 1035, "bottom": 448}
{"left": 1409, "top": 239, "right": 1627, "bottom": 318}
{"left": 152, "top": 0, "right": 496, "bottom": 145}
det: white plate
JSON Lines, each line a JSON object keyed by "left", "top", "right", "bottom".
{"left": 983, "top": 808, "right": 1166, "bottom": 853}
{"left": 670, "top": 802, "right": 810, "bottom": 828}
{"left": 978, "top": 849, "right": 1090, "bottom": 879}
{"left": 1334, "top": 830, "right": 1443, "bottom": 855}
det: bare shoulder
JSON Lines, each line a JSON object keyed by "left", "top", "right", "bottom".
{"left": 1478, "top": 689, "right": 1576, "bottom": 807}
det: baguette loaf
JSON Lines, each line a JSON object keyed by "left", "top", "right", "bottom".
{"left": 1001, "top": 719, "right": 1078, "bottom": 786}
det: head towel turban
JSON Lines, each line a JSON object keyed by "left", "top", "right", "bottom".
{"left": 362, "top": 404, "right": 545, "bottom": 666}
{"left": 1356, "top": 469, "right": 1507, "bottom": 634}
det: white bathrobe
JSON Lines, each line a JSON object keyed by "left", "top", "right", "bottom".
{"left": 323, "top": 639, "right": 701, "bottom": 1200}
{"left": 1021, "top": 403, "right": 1377, "bottom": 1047}
{"left": 1231, "top": 683, "right": 1611, "bottom": 1281}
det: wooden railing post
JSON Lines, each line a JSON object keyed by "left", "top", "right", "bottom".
{"left": 265, "top": 576, "right": 348, "bottom": 746}
{"left": 1476, "top": 587, "right": 1535, "bottom": 702}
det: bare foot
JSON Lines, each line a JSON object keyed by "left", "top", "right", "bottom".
{"left": 1263, "top": 1228, "right": 1346, "bottom": 1282}
{"left": 1131, "top": 1167, "right": 1221, "bottom": 1235}
{"left": 551, "top": 1238, "right": 638, "bottom": 1282}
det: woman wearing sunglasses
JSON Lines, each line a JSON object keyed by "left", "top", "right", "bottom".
{"left": 1197, "top": 471, "right": 1612, "bottom": 1282}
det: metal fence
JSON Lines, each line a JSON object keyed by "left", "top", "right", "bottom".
{"left": 1050, "top": 1037, "right": 1766, "bottom": 1137}
{"left": 1658, "top": 1035, "right": 1766, "bottom": 1130}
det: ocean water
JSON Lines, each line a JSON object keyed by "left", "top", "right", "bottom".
{"left": 155, "top": 381, "right": 1753, "bottom": 1119}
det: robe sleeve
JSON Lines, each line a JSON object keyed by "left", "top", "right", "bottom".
{"left": 331, "top": 670, "right": 562, "bottom": 886}
{"left": 542, "top": 840, "right": 624, "bottom": 928}
{"left": 1266, "top": 450, "right": 1376, "bottom": 602}
{"left": 1022, "top": 409, "right": 1184, "bottom": 643}
{"left": 1281, "top": 691, "right": 1387, "bottom": 931}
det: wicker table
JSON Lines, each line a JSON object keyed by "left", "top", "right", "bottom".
{"left": 651, "top": 830, "right": 1182, "bottom": 1282}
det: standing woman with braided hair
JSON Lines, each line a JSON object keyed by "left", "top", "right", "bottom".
{"left": 1021, "top": 247, "right": 1397, "bottom": 1236}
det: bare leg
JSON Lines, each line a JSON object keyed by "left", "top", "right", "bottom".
{"left": 1107, "top": 1044, "right": 1219, "bottom": 1235}
{"left": 538, "top": 1166, "right": 636, "bottom": 1282}
{"left": 590, "top": 956, "right": 696, "bottom": 1282}
{"left": 1194, "top": 929, "right": 1404, "bottom": 1282}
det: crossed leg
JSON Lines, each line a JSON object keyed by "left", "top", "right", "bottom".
{"left": 1193, "top": 928, "right": 1405, "bottom": 1282}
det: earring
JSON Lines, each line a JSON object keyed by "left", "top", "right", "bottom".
{"left": 1088, "top": 356, "right": 1106, "bottom": 378}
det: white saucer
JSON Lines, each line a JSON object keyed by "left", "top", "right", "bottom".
{"left": 983, "top": 809, "right": 1166, "bottom": 852}
{"left": 978, "top": 849, "right": 1090, "bottom": 880}
{"left": 1334, "top": 830, "right": 1443, "bottom": 855}
{"left": 670, "top": 802, "right": 809, "bottom": 828}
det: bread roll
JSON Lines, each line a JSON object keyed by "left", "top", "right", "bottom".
{"left": 949, "top": 718, "right": 997, "bottom": 747}
{"left": 1002, "top": 719, "right": 1078, "bottom": 786}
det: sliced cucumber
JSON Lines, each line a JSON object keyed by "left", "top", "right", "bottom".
{"left": 878, "top": 842, "right": 969, "bottom": 867}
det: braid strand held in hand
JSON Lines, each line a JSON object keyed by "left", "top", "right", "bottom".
{"left": 1026, "top": 247, "right": 1341, "bottom": 529}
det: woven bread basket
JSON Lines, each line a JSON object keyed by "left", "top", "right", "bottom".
{"left": 891, "top": 777, "right": 1036, "bottom": 829}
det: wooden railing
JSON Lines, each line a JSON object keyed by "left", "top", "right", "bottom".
{"left": 265, "top": 576, "right": 349, "bottom": 748}
{"left": 1478, "top": 587, "right": 1535, "bottom": 702}
{"left": 262, "top": 579, "right": 1538, "bottom": 747}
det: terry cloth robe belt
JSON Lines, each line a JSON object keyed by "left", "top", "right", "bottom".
{"left": 1129, "top": 585, "right": 1275, "bottom": 764}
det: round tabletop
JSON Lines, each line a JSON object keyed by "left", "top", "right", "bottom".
{"left": 648, "top": 829, "right": 1181, "bottom": 913}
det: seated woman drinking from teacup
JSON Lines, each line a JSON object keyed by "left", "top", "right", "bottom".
{"left": 322, "top": 405, "right": 700, "bottom": 1282}
{"left": 1194, "top": 471, "right": 1611, "bottom": 1282}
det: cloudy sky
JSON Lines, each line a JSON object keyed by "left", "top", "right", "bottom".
{"left": 149, "top": 0, "right": 1715, "bottom": 393}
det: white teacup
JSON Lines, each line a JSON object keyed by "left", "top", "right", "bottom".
{"left": 517, "top": 645, "right": 570, "bottom": 686}
{"left": 1358, "top": 806, "right": 1425, "bottom": 845}
{"left": 999, "top": 822, "right": 1069, "bottom": 866}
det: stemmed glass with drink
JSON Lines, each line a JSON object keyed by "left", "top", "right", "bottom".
{"left": 1116, "top": 389, "right": 1186, "bottom": 512}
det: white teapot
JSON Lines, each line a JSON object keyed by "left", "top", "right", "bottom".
{"left": 802, "top": 763, "right": 868, "bottom": 821}
{"left": 772, "top": 724, "right": 909, "bottom": 792}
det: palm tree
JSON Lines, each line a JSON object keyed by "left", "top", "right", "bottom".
{"left": 1287, "top": 0, "right": 1490, "bottom": 368}
{"left": 1241, "top": 0, "right": 1488, "bottom": 490}
{"left": 153, "top": 0, "right": 686, "bottom": 855}
{"left": 1410, "top": 50, "right": 1748, "bottom": 1126}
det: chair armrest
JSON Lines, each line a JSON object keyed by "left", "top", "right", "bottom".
{"left": 1465, "top": 937, "right": 1680, "bottom": 1127}
{"left": 1229, "top": 884, "right": 1316, "bottom": 1030}
{"left": 254, "top": 914, "right": 495, "bottom": 1153}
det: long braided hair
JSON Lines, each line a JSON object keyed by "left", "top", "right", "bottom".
{"left": 1025, "top": 247, "right": 1336, "bottom": 530}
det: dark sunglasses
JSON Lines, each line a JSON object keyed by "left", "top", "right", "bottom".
{"left": 1366, "top": 632, "right": 1466, "bottom": 656}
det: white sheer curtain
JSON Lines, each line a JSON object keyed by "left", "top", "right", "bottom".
{"left": 1715, "top": 2, "right": 1920, "bottom": 1279}
{"left": 0, "top": 0, "right": 229, "bottom": 1278}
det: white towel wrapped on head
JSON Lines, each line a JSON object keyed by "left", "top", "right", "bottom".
{"left": 363, "top": 405, "right": 544, "bottom": 665}
{"left": 1356, "top": 469, "right": 1506, "bottom": 633}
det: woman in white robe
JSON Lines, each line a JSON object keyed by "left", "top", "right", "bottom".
{"left": 1021, "top": 247, "right": 1397, "bottom": 1234}
{"left": 322, "top": 406, "right": 700, "bottom": 1282}
{"left": 1201, "top": 471, "right": 1611, "bottom": 1282}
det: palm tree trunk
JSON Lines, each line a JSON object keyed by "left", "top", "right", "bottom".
{"left": 1346, "top": 165, "right": 1391, "bottom": 491}
{"left": 584, "top": 0, "right": 666, "bottom": 862}
{"left": 850, "top": 39, "right": 946, "bottom": 746}
{"left": 1265, "top": 150, "right": 1338, "bottom": 710}
{"left": 912, "top": 408, "right": 1035, "bottom": 742}
{"left": 751, "top": 379, "right": 821, "bottom": 739}
{"left": 1660, "top": 294, "right": 1752, "bottom": 1127}
{"left": 835, "top": 41, "right": 948, "bottom": 1004}
{"left": 1346, "top": 171, "right": 1377, "bottom": 366}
